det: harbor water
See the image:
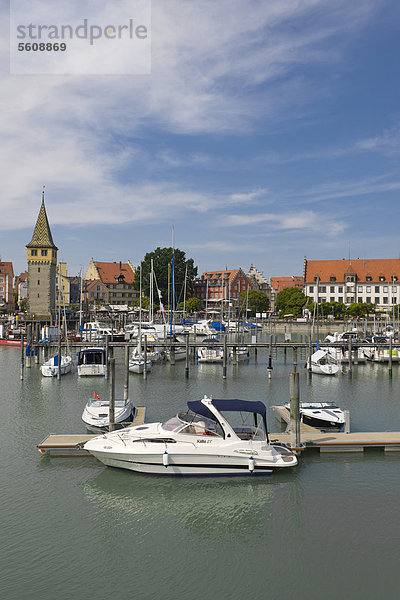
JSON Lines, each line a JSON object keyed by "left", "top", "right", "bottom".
{"left": 2, "top": 338, "right": 400, "bottom": 600}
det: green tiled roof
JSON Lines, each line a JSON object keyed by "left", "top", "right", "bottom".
{"left": 26, "top": 198, "right": 58, "bottom": 249}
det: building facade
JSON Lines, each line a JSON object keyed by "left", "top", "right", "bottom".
{"left": 26, "top": 195, "right": 58, "bottom": 320}
{"left": 193, "top": 268, "right": 254, "bottom": 303}
{"left": 15, "top": 271, "right": 28, "bottom": 308}
{"left": 56, "top": 262, "right": 70, "bottom": 307}
{"left": 0, "top": 262, "right": 15, "bottom": 311}
{"left": 303, "top": 258, "right": 400, "bottom": 308}
{"left": 84, "top": 259, "right": 137, "bottom": 306}
{"left": 270, "top": 275, "right": 303, "bottom": 311}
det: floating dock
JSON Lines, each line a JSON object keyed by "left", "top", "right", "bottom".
{"left": 37, "top": 407, "right": 146, "bottom": 456}
{"left": 271, "top": 405, "right": 400, "bottom": 452}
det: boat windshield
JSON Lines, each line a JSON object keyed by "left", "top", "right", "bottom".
{"left": 87, "top": 398, "right": 127, "bottom": 408}
{"left": 162, "top": 411, "right": 223, "bottom": 437}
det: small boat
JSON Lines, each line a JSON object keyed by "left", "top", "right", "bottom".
{"left": 82, "top": 392, "right": 135, "bottom": 432}
{"left": 41, "top": 354, "right": 72, "bottom": 377}
{"left": 84, "top": 395, "right": 298, "bottom": 475}
{"left": 77, "top": 347, "right": 107, "bottom": 376}
{"left": 235, "top": 346, "right": 250, "bottom": 362}
{"left": 284, "top": 402, "right": 345, "bottom": 429}
{"left": 197, "top": 336, "right": 225, "bottom": 363}
{"left": 308, "top": 349, "right": 339, "bottom": 375}
{"left": 128, "top": 339, "right": 152, "bottom": 373}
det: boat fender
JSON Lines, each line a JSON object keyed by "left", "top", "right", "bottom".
{"left": 163, "top": 451, "right": 169, "bottom": 468}
{"left": 248, "top": 457, "right": 255, "bottom": 473}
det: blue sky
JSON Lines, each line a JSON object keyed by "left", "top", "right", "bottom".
{"left": 2, "top": 0, "right": 400, "bottom": 280}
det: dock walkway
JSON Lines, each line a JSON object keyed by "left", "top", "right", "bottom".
{"left": 37, "top": 406, "right": 146, "bottom": 456}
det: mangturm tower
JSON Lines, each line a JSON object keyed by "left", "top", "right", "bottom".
{"left": 26, "top": 192, "right": 58, "bottom": 321}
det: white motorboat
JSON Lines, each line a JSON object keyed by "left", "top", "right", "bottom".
{"left": 197, "top": 336, "right": 225, "bottom": 363}
{"left": 77, "top": 347, "right": 107, "bottom": 376}
{"left": 82, "top": 393, "right": 135, "bottom": 432}
{"left": 235, "top": 346, "right": 250, "bottom": 362}
{"left": 308, "top": 349, "right": 339, "bottom": 375}
{"left": 283, "top": 401, "right": 345, "bottom": 429}
{"left": 84, "top": 395, "right": 298, "bottom": 475}
{"left": 41, "top": 354, "right": 72, "bottom": 377}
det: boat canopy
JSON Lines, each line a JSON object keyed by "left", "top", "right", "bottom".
{"left": 187, "top": 398, "right": 268, "bottom": 438}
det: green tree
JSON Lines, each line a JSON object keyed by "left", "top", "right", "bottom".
{"left": 346, "top": 302, "right": 374, "bottom": 318}
{"left": 178, "top": 297, "right": 202, "bottom": 313}
{"left": 239, "top": 290, "right": 269, "bottom": 316}
{"left": 135, "top": 247, "right": 198, "bottom": 308}
{"left": 276, "top": 287, "right": 308, "bottom": 317}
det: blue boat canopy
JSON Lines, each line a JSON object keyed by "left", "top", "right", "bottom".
{"left": 187, "top": 398, "right": 268, "bottom": 438}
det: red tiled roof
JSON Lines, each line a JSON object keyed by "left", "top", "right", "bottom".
{"left": 305, "top": 259, "right": 400, "bottom": 283}
{"left": 202, "top": 269, "right": 242, "bottom": 283}
{"left": 270, "top": 276, "right": 303, "bottom": 291}
{"left": 95, "top": 262, "right": 135, "bottom": 284}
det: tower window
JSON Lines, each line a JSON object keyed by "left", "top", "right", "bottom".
{"left": 31, "top": 249, "right": 38, "bottom": 256}
{"left": 38, "top": 267, "right": 40, "bottom": 273}
{"left": 41, "top": 250, "right": 48, "bottom": 257}
{"left": 38, "top": 280, "right": 40, "bottom": 285}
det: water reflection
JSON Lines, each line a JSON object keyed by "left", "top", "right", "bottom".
{"left": 83, "top": 466, "right": 305, "bottom": 539}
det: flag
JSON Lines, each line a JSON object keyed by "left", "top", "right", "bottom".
{"left": 94, "top": 391, "right": 100, "bottom": 399}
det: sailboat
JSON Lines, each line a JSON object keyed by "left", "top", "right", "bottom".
{"left": 41, "top": 290, "right": 72, "bottom": 377}
{"left": 129, "top": 266, "right": 152, "bottom": 374}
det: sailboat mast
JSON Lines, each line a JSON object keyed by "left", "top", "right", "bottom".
{"left": 170, "top": 227, "right": 175, "bottom": 338}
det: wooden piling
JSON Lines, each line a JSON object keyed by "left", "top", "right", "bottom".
{"left": 109, "top": 358, "right": 115, "bottom": 432}
{"left": 348, "top": 336, "right": 352, "bottom": 376}
{"left": 143, "top": 335, "right": 148, "bottom": 380}
{"left": 20, "top": 332, "right": 25, "bottom": 380}
{"left": 105, "top": 334, "right": 109, "bottom": 380}
{"left": 289, "top": 370, "right": 301, "bottom": 452}
{"left": 267, "top": 335, "right": 273, "bottom": 379}
{"left": 124, "top": 344, "right": 129, "bottom": 400}
{"left": 389, "top": 336, "right": 393, "bottom": 378}
{"left": 185, "top": 334, "right": 189, "bottom": 378}
{"left": 26, "top": 324, "right": 32, "bottom": 368}
{"left": 57, "top": 332, "right": 62, "bottom": 380}
{"left": 222, "top": 334, "right": 227, "bottom": 379}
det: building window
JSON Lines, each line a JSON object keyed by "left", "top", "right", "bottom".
{"left": 383, "top": 297, "right": 388, "bottom": 304}
{"left": 366, "top": 297, "right": 371, "bottom": 303}
{"left": 379, "top": 276, "right": 385, "bottom": 281}
{"left": 330, "top": 276, "right": 336, "bottom": 282}
{"left": 330, "top": 297, "right": 335, "bottom": 302}
{"left": 366, "top": 276, "right": 372, "bottom": 282}
{"left": 375, "top": 297, "right": 380, "bottom": 304}
{"left": 41, "top": 250, "right": 48, "bottom": 257}
{"left": 383, "top": 286, "right": 388, "bottom": 293}
{"left": 392, "top": 286, "right": 396, "bottom": 292}
{"left": 37, "top": 280, "right": 40, "bottom": 285}
{"left": 338, "top": 286, "right": 343, "bottom": 293}
{"left": 330, "top": 286, "right": 335, "bottom": 293}
{"left": 90, "top": 292, "right": 94, "bottom": 298}
{"left": 309, "top": 286, "right": 314, "bottom": 293}
{"left": 338, "top": 297, "right": 343, "bottom": 302}
{"left": 375, "top": 286, "right": 380, "bottom": 293}
{"left": 319, "top": 286, "right": 326, "bottom": 293}
{"left": 358, "top": 286, "right": 362, "bottom": 293}
{"left": 392, "top": 297, "right": 397, "bottom": 304}
{"left": 348, "top": 297, "right": 354, "bottom": 303}
{"left": 366, "top": 286, "right": 371, "bottom": 293}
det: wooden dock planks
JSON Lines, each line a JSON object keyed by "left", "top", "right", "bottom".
{"left": 37, "top": 406, "right": 146, "bottom": 456}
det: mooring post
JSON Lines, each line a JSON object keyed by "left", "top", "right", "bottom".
{"left": 124, "top": 344, "right": 129, "bottom": 400}
{"left": 389, "top": 336, "right": 393, "bottom": 379}
{"left": 293, "top": 346, "right": 297, "bottom": 372}
{"left": 232, "top": 345, "right": 237, "bottom": 365}
{"left": 143, "top": 335, "right": 148, "bottom": 380}
{"left": 170, "top": 345, "right": 175, "bottom": 365}
{"left": 26, "top": 324, "right": 32, "bottom": 368}
{"left": 105, "top": 334, "right": 110, "bottom": 380}
{"left": 57, "top": 331, "right": 62, "bottom": 379}
{"left": 109, "top": 358, "right": 115, "bottom": 432}
{"left": 344, "top": 410, "right": 351, "bottom": 434}
{"left": 348, "top": 336, "right": 352, "bottom": 376}
{"left": 267, "top": 335, "right": 273, "bottom": 379}
{"left": 222, "top": 334, "right": 227, "bottom": 379}
{"left": 308, "top": 335, "right": 313, "bottom": 378}
{"left": 289, "top": 370, "right": 301, "bottom": 453}
{"left": 20, "top": 332, "right": 25, "bottom": 380}
{"left": 254, "top": 320, "right": 258, "bottom": 359}
{"left": 185, "top": 334, "right": 189, "bottom": 378}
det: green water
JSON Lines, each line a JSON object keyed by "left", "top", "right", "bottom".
{"left": 1, "top": 342, "right": 400, "bottom": 600}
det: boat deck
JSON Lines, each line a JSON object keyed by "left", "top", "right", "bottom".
{"left": 37, "top": 406, "right": 146, "bottom": 456}
{"left": 270, "top": 430, "right": 400, "bottom": 452}
{"left": 272, "top": 405, "right": 320, "bottom": 433}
